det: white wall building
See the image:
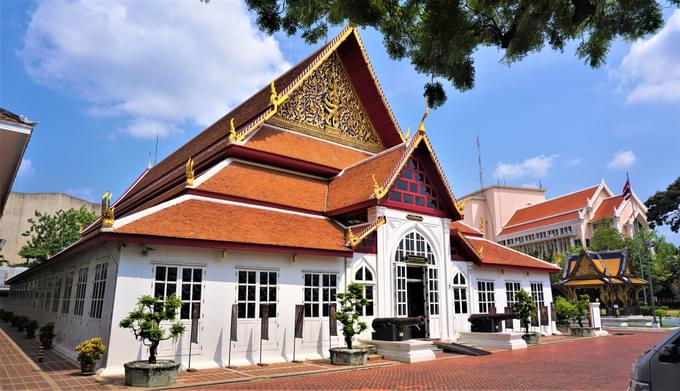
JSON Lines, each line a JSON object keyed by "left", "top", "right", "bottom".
{"left": 3, "top": 27, "right": 559, "bottom": 376}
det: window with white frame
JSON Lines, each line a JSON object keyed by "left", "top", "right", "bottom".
{"left": 304, "top": 273, "right": 337, "bottom": 317}
{"left": 354, "top": 266, "right": 374, "bottom": 316}
{"left": 452, "top": 272, "right": 468, "bottom": 314}
{"left": 153, "top": 265, "right": 203, "bottom": 320}
{"left": 530, "top": 282, "right": 545, "bottom": 308}
{"left": 52, "top": 277, "right": 62, "bottom": 313}
{"left": 237, "top": 270, "right": 277, "bottom": 319}
{"left": 61, "top": 271, "right": 74, "bottom": 314}
{"left": 44, "top": 277, "right": 53, "bottom": 311}
{"left": 73, "top": 267, "right": 89, "bottom": 316}
{"left": 505, "top": 281, "right": 521, "bottom": 306}
{"left": 89, "top": 262, "right": 108, "bottom": 319}
{"left": 477, "top": 280, "right": 495, "bottom": 313}
{"left": 180, "top": 267, "right": 203, "bottom": 320}
{"left": 394, "top": 232, "right": 438, "bottom": 317}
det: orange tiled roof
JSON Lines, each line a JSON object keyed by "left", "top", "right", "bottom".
{"left": 503, "top": 186, "right": 597, "bottom": 229}
{"left": 450, "top": 221, "right": 482, "bottom": 236}
{"left": 198, "top": 162, "right": 328, "bottom": 212}
{"left": 326, "top": 144, "right": 406, "bottom": 212}
{"left": 245, "top": 125, "right": 371, "bottom": 170}
{"left": 499, "top": 211, "right": 580, "bottom": 236}
{"left": 116, "top": 198, "right": 348, "bottom": 252}
{"left": 465, "top": 237, "right": 561, "bottom": 272}
{"left": 592, "top": 195, "right": 623, "bottom": 222}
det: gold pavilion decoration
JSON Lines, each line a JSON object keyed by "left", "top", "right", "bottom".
{"left": 272, "top": 52, "right": 383, "bottom": 153}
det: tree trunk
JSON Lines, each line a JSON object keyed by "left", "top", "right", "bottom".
{"left": 345, "top": 335, "right": 353, "bottom": 350}
{"left": 148, "top": 341, "right": 159, "bottom": 364}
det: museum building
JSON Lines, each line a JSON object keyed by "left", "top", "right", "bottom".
{"left": 4, "top": 26, "right": 559, "bottom": 375}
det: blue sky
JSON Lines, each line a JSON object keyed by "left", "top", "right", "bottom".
{"left": 2, "top": 1, "right": 679, "bottom": 243}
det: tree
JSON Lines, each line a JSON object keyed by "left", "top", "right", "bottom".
{"left": 646, "top": 176, "right": 680, "bottom": 233}
{"left": 19, "top": 206, "right": 96, "bottom": 264}
{"left": 335, "top": 282, "right": 368, "bottom": 349}
{"left": 243, "top": 0, "right": 674, "bottom": 107}
{"left": 511, "top": 288, "right": 536, "bottom": 334}
{"left": 589, "top": 217, "right": 626, "bottom": 251}
{"left": 555, "top": 296, "right": 578, "bottom": 326}
{"left": 574, "top": 294, "right": 590, "bottom": 327}
{"left": 119, "top": 295, "right": 186, "bottom": 364}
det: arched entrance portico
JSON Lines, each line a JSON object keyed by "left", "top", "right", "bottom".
{"left": 393, "top": 231, "right": 440, "bottom": 338}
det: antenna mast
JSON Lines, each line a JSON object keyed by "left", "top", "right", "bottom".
{"left": 476, "top": 135, "right": 484, "bottom": 189}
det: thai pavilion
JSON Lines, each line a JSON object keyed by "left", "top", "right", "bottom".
{"left": 3, "top": 26, "right": 560, "bottom": 375}
{"left": 557, "top": 250, "right": 647, "bottom": 315}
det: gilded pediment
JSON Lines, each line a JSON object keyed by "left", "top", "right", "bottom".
{"left": 271, "top": 52, "right": 384, "bottom": 153}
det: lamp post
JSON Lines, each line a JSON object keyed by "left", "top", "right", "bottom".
{"left": 644, "top": 240, "right": 659, "bottom": 328}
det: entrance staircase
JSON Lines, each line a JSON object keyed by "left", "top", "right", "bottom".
{"left": 358, "top": 343, "right": 384, "bottom": 361}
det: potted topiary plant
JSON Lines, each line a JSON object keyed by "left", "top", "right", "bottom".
{"left": 75, "top": 337, "right": 107, "bottom": 375}
{"left": 569, "top": 295, "right": 594, "bottom": 337}
{"left": 512, "top": 289, "right": 539, "bottom": 344}
{"left": 1, "top": 310, "right": 13, "bottom": 322}
{"left": 119, "top": 294, "right": 185, "bottom": 387}
{"left": 25, "top": 320, "right": 39, "bottom": 339}
{"left": 16, "top": 316, "right": 28, "bottom": 332}
{"left": 555, "top": 297, "right": 578, "bottom": 334}
{"left": 330, "top": 283, "right": 368, "bottom": 366}
{"left": 39, "top": 323, "right": 56, "bottom": 349}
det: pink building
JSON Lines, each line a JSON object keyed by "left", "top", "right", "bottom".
{"left": 460, "top": 180, "right": 648, "bottom": 257}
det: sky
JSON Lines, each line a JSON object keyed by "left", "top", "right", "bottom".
{"left": 2, "top": 1, "right": 679, "bottom": 243}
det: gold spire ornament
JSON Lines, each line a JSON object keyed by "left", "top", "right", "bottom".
{"left": 347, "top": 228, "right": 358, "bottom": 247}
{"left": 417, "top": 97, "right": 429, "bottom": 132}
{"left": 101, "top": 192, "right": 114, "bottom": 227}
{"left": 228, "top": 118, "right": 243, "bottom": 143}
{"left": 185, "top": 157, "right": 195, "bottom": 186}
{"left": 400, "top": 126, "right": 411, "bottom": 143}
{"left": 479, "top": 217, "right": 485, "bottom": 234}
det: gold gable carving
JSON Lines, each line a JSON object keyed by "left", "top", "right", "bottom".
{"left": 572, "top": 254, "right": 601, "bottom": 278}
{"left": 271, "top": 52, "right": 384, "bottom": 152}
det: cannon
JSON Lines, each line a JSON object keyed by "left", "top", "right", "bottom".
{"left": 371, "top": 316, "right": 425, "bottom": 341}
{"left": 468, "top": 313, "right": 517, "bottom": 332}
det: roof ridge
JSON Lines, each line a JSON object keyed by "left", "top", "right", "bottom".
{"left": 511, "top": 184, "right": 598, "bottom": 213}
{"left": 336, "top": 141, "right": 406, "bottom": 175}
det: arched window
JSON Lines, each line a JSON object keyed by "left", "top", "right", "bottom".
{"left": 452, "top": 272, "right": 468, "bottom": 314}
{"left": 354, "top": 266, "right": 374, "bottom": 316}
{"left": 393, "top": 232, "right": 439, "bottom": 317}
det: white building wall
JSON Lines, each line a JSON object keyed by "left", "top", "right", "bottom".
{"left": 4, "top": 243, "right": 121, "bottom": 364}
{"left": 104, "top": 244, "right": 348, "bottom": 376}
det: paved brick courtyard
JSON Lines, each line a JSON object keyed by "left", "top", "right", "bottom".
{"left": 203, "top": 331, "right": 671, "bottom": 390}
{"left": 0, "top": 320, "right": 672, "bottom": 390}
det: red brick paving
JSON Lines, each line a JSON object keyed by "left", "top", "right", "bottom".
{"left": 0, "top": 319, "right": 672, "bottom": 390}
{"left": 202, "top": 331, "right": 672, "bottom": 390}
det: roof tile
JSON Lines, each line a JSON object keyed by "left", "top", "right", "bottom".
{"left": 503, "top": 186, "right": 597, "bottom": 228}
{"left": 466, "top": 237, "right": 560, "bottom": 272}
{"left": 116, "top": 199, "right": 348, "bottom": 252}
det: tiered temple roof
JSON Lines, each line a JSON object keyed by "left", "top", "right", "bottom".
{"left": 15, "top": 26, "right": 561, "bottom": 281}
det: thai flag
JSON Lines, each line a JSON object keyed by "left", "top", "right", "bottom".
{"left": 622, "top": 175, "right": 632, "bottom": 201}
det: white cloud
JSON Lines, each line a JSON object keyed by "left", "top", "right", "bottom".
{"left": 20, "top": 0, "right": 290, "bottom": 138}
{"left": 617, "top": 10, "right": 680, "bottom": 104}
{"left": 17, "top": 159, "right": 34, "bottom": 177}
{"left": 608, "top": 150, "right": 636, "bottom": 170}
{"left": 566, "top": 158, "right": 582, "bottom": 166}
{"left": 493, "top": 154, "right": 558, "bottom": 179}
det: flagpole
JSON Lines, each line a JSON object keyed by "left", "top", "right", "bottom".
{"left": 187, "top": 339, "right": 194, "bottom": 372}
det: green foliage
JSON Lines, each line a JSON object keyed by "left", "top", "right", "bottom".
{"left": 19, "top": 206, "right": 96, "bottom": 264}
{"left": 0, "top": 310, "right": 13, "bottom": 322}
{"left": 628, "top": 229, "right": 680, "bottom": 301}
{"left": 119, "top": 294, "right": 185, "bottom": 364}
{"left": 511, "top": 289, "right": 536, "bottom": 334}
{"left": 244, "top": 0, "right": 670, "bottom": 106}
{"left": 335, "top": 283, "right": 368, "bottom": 349}
{"left": 646, "top": 176, "right": 680, "bottom": 233}
{"left": 39, "top": 322, "right": 56, "bottom": 349}
{"left": 25, "top": 320, "right": 38, "bottom": 338}
{"left": 15, "top": 316, "right": 28, "bottom": 331}
{"left": 76, "top": 337, "right": 107, "bottom": 367}
{"left": 574, "top": 294, "right": 590, "bottom": 327}
{"left": 589, "top": 217, "right": 626, "bottom": 251}
{"left": 555, "top": 296, "right": 578, "bottom": 325}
